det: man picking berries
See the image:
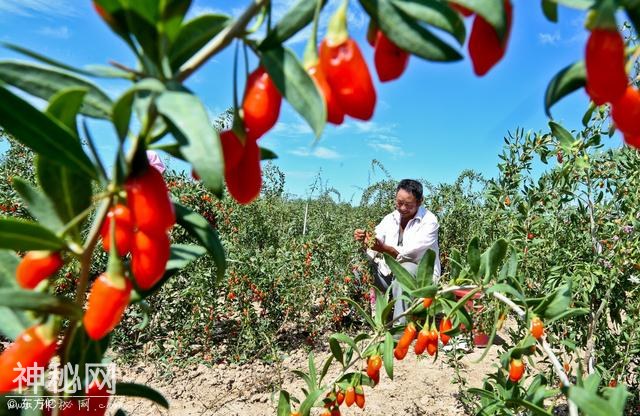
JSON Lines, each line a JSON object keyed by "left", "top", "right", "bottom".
{"left": 354, "top": 179, "right": 440, "bottom": 323}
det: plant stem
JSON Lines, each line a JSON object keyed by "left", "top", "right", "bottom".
{"left": 177, "top": 0, "right": 269, "bottom": 82}
{"left": 75, "top": 197, "right": 111, "bottom": 305}
{"left": 491, "top": 291, "right": 578, "bottom": 416}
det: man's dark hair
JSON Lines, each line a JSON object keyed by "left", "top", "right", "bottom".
{"left": 397, "top": 179, "right": 423, "bottom": 201}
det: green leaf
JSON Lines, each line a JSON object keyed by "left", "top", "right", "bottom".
{"left": 299, "top": 388, "right": 325, "bottom": 416}
{"left": 0, "top": 219, "right": 66, "bottom": 251}
{"left": 511, "top": 398, "right": 552, "bottom": 416}
{"left": 448, "top": 0, "right": 508, "bottom": 39}
{"left": 549, "top": 121, "right": 575, "bottom": 151}
{"left": 374, "top": 286, "right": 388, "bottom": 327}
{"left": 546, "top": 308, "right": 589, "bottom": 325}
{"left": 535, "top": 283, "right": 572, "bottom": 319}
{"left": 342, "top": 297, "right": 377, "bottom": 329}
{"left": 390, "top": 0, "right": 466, "bottom": 45}
{"left": 169, "top": 14, "right": 230, "bottom": 70}
{"left": 318, "top": 355, "right": 333, "bottom": 384}
{"left": 360, "top": 0, "right": 462, "bottom": 61}
{"left": 260, "top": 147, "right": 278, "bottom": 161}
{"left": 329, "top": 337, "right": 344, "bottom": 366}
{"left": 0, "top": 289, "right": 82, "bottom": 319}
{"left": 0, "top": 85, "right": 97, "bottom": 178}
{"left": 541, "top": 0, "right": 558, "bottom": 22}
{"left": 484, "top": 239, "right": 508, "bottom": 283}
{"left": 46, "top": 87, "right": 87, "bottom": 132}
{"left": 466, "top": 237, "right": 481, "bottom": 275}
{"left": 0, "top": 60, "right": 112, "bottom": 119}
{"left": 1, "top": 42, "right": 113, "bottom": 78}
{"left": 36, "top": 156, "right": 92, "bottom": 242}
{"left": 383, "top": 332, "right": 394, "bottom": 379}
{"left": 259, "top": 0, "right": 327, "bottom": 50}
{"left": 12, "top": 178, "right": 64, "bottom": 232}
{"left": 40, "top": 88, "right": 93, "bottom": 240}
{"left": 569, "top": 385, "right": 617, "bottom": 416}
{"left": 551, "top": 0, "right": 594, "bottom": 9}
{"left": 331, "top": 333, "right": 360, "bottom": 357}
{"left": 174, "top": 203, "right": 226, "bottom": 282}
{"left": 407, "top": 285, "right": 438, "bottom": 299}
{"left": 0, "top": 250, "right": 33, "bottom": 340}
{"left": 261, "top": 46, "right": 326, "bottom": 138}
{"left": 544, "top": 60, "right": 585, "bottom": 118}
{"left": 447, "top": 287, "right": 482, "bottom": 317}
{"left": 383, "top": 254, "right": 417, "bottom": 291}
{"left": 308, "top": 351, "right": 318, "bottom": 387}
{"left": 416, "top": 249, "right": 436, "bottom": 287}
{"left": 485, "top": 283, "right": 525, "bottom": 303}
{"left": 115, "top": 382, "right": 169, "bottom": 409}
{"left": 277, "top": 390, "right": 292, "bottom": 416}
{"left": 112, "top": 78, "right": 166, "bottom": 141}
{"left": 156, "top": 89, "right": 224, "bottom": 196}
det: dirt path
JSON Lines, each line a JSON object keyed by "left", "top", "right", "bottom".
{"left": 108, "top": 340, "right": 503, "bottom": 416}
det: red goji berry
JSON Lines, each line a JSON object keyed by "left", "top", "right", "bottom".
{"left": 624, "top": 134, "right": 640, "bottom": 148}
{"left": 439, "top": 318, "right": 453, "bottom": 345}
{"left": 242, "top": 66, "right": 282, "bottom": 141}
{"left": 336, "top": 389, "right": 345, "bottom": 405}
{"left": 366, "top": 354, "right": 382, "bottom": 378}
{"left": 394, "top": 345, "right": 408, "bottom": 360}
{"left": 16, "top": 251, "right": 63, "bottom": 289}
{"left": 345, "top": 385, "right": 355, "bottom": 407}
{"left": 374, "top": 30, "right": 410, "bottom": 82}
{"left": 414, "top": 327, "right": 429, "bottom": 355}
{"left": 397, "top": 322, "right": 417, "bottom": 349}
{"left": 355, "top": 386, "right": 365, "bottom": 409}
{"left": 509, "top": 358, "right": 525, "bottom": 382}
{"left": 125, "top": 166, "right": 175, "bottom": 233}
{"left": 585, "top": 28, "right": 627, "bottom": 105}
{"left": 612, "top": 86, "right": 640, "bottom": 137}
{"left": 100, "top": 204, "right": 134, "bottom": 256}
{"left": 422, "top": 297, "right": 433, "bottom": 308}
{"left": 319, "top": 38, "right": 376, "bottom": 121}
{"left": 83, "top": 272, "right": 132, "bottom": 340}
{"left": 468, "top": 0, "right": 513, "bottom": 76}
{"left": 131, "top": 229, "right": 170, "bottom": 290}
{"left": 0, "top": 324, "right": 57, "bottom": 393}
{"left": 224, "top": 134, "right": 262, "bottom": 204}
{"left": 308, "top": 64, "right": 345, "bottom": 125}
{"left": 427, "top": 329, "right": 439, "bottom": 356}
{"left": 530, "top": 316, "right": 544, "bottom": 339}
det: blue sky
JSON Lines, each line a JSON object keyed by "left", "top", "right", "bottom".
{"left": 0, "top": 0, "right": 625, "bottom": 201}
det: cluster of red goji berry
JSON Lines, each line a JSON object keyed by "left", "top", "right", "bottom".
{"left": 0, "top": 162, "right": 175, "bottom": 399}
{"left": 585, "top": 16, "right": 639, "bottom": 148}
{"left": 317, "top": 384, "right": 366, "bottom": 416}
{"left": 507, "top": 315, "right": 545, "bottom": 383}
{"left": 392, "top": 301, "right": 454, "bottom": 361}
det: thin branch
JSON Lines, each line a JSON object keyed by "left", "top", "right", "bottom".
{"left": 177, "top": 0, "right": 269, "bottom": 82}
{"left": 491, "top": 291, "right": 578, "bottom": 416}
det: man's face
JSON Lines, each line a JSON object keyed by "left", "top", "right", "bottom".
{"left": 395, "top": 189, "right": 420, "bottom": 220}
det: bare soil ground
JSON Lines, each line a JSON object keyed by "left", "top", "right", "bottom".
{"left": 108, "top": 340, "right": 504, "bottom": 416}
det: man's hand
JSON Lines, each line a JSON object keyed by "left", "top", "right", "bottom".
{"left": 353, "top": 229, "right": 366, "bottom": 242}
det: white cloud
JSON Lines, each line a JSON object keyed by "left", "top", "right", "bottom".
{"left": 538, "top": 31, "right": 560, "bottom": 45}
{"left": 37, "top": 25, "right": 71, "bottom": 39}
{"left": 290, "top": 146, "right": 341, "bottom": 159}
{"left": 367, "top": 142, "right": 408, "bottom": 157}
{"left": 0, "top": 0, "right": 76, "bottom": 17}
{"left": 272, "top": 121, "right": 313, "bottom": 136}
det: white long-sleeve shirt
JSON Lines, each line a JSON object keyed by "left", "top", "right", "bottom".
{"left": 368, "top": 206, "right": 441, "bottom": 279}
